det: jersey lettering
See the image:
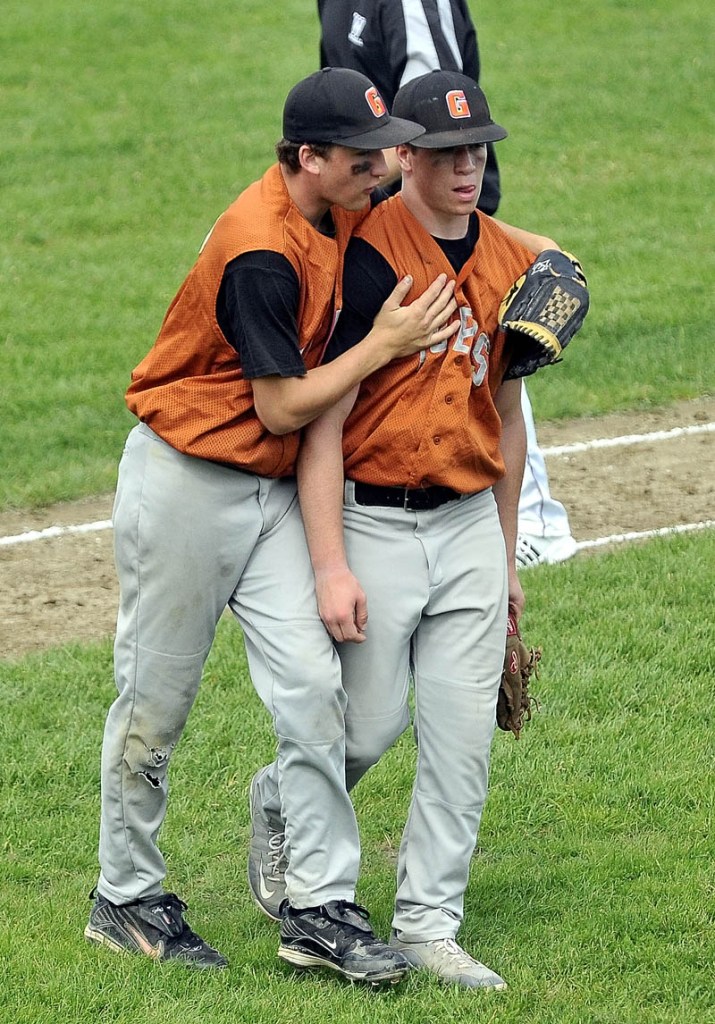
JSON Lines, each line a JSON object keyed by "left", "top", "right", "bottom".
{"left": 421, "top": 307, "right": 488, "bottom": 388}
{"left": 470, "top": 333, "right": 490, "bottom": 387}
{"left": 454, "top": 306, "right": 477, "bottom": 352}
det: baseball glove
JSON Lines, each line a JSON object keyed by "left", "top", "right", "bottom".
{"left": 499, "top": 249, "right": 589, "bottom": 380}
{"left": 496, "top": 613, "right": 541, "bottom": 739}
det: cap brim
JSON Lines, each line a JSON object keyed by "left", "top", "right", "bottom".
{"left": 338, "top": 116, "right": 426, "bottom": 150}
{"left": 410, "top": 123, "right": 508, "bottom": 148}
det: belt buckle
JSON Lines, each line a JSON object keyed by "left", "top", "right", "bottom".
{"left": 404, "top": 487, "right": 428, "bottom": 511}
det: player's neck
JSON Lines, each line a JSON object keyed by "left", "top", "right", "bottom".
{"left": 280, "top": 165, "right": 331, "bottom": 230}
{"left": 401, "top": 186, "right": 470, "bottom": 241}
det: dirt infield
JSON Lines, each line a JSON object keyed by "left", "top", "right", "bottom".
{"left": 2, "top": 396, "right": 713, "bottom": 660}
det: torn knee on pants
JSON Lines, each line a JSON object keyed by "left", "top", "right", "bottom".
{"left": 124, "top": 734, "right": 176, "bottom": 788}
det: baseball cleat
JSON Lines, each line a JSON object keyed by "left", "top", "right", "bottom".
{"left": 278, "top": 900, "right": 410, "bottom": 985}
{"left": 515, "top": 532, "right": 578, "bottom": 568}
{"left": 389, "top": 935, "right": 506, "bottom": 989}
{"left": 247, "top": 768, "right": 287, "bottom": 921}
{"left": 84, "top": 889, "right": 227, "bottom": 968}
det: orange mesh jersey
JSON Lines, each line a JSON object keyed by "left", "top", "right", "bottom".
{"left": 342, "top": 196, "right": 535, "bottom": 493}
{"left": 126, "top": 164, "right": 365, "bottom": 477}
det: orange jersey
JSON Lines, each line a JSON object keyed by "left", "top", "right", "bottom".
{"left": 126, "top": 164, "right": 365, "bottom": 477}
{"left": 341, "top": 196, "right": 534, "bottom": 492}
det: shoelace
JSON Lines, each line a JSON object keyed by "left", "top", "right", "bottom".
{"left": 266, "top": 829, "right": 287, "bottom": 881}
{"left": 433, "top": 938, "right": 479, "bottom": 969}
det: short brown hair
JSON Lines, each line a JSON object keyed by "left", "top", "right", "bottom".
{"left": 275, "top": 138, "right": 334, "bottom": 174}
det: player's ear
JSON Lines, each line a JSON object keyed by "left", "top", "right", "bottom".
{"left": 298, "top": 144, "right": 324, "bottom": 176}
{"left": 396, "top": 143, "right": 413, "bottom": 174}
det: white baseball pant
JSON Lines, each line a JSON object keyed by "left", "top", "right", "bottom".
{"left": 518, "top": 384, "right": 572, "bottom": 538}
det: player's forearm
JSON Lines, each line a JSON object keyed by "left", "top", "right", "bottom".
{"left": 253, "top": 334, "right": 404, "bottom": 435}
{"left": 298, "top": 396, "right": 369, "bottom": 643}
{"left": 493, "top": 439, "right": 525, "bottom": 565}
{"left": 297, "top": 405, "right": 352, "bottom": 575}
{"left": 491, "top": 218, "right": 560, "bottom": 255}
{"left": 493, "top": 383, "right": 527, "bottom": 566}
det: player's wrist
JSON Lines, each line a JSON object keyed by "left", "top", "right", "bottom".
{"left": 356, "top": 327, "right": 395, "bottom": 371}
{"left": 314, "top": 560, "right": 352, "bottom": 579}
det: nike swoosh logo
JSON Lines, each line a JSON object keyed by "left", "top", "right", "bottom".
{"left": 258, "top": 862, "right": 276, "bottom": 901}
{"left": 127, "top": 924, "right": 164, "bottom": 960}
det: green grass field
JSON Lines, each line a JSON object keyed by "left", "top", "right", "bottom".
{"left": 3, "top": 536, "right": 714, "bottom": 1023}
{"left": 1, "top": 0, "right": 714, "bottom": 1021}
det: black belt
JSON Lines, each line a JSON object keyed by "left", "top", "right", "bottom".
{"left": 352, "top": 480, "right": 462, "bottom": 511}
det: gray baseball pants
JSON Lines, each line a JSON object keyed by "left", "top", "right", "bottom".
{"left": 338, "top": 483, "right": 507, "bottom": 941}
{"left": 97, "top": 423, "right": 360, "bottom": 908}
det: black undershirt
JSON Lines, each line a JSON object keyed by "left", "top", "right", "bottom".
{"left": 215, "top": 190, "right": 390, "bottom": 379}
{"left": 324, "top": 212, "right": 480, "bottom": 362}
{"left": 216, "top": 250, "right": 305, "bottom": 379}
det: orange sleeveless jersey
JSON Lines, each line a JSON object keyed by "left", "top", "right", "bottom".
{"left": 126, "top": 164, "right": 365, "bottom": 477}
{"left": 342, "top": 196, "right": 535, "bottom": 493}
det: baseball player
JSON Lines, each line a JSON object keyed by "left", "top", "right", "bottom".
{"left": 295, "top": 70, "right": 569, "bottom": 989}
{"left": 84, "top": 67, "right": 459, "bottom": 983}
{"left": 317, "top": 0, "right": 578, "bottom": 566}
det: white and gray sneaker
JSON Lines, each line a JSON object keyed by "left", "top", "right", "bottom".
{"left": 247, "top": 769, "right": 287, "bottom": 921}
{"left": 389, "top": 935, "right": 507, "bottom": 990}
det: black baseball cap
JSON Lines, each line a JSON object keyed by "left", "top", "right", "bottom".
{"left": 392, "top": 70, "right": 507, "bottom": 148}
{"left": 283, "top": 67, "right": 426, "bottom": 150}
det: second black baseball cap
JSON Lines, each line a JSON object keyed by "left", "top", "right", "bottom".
{"left": 283, "top": 67, "right": 426, "bottom": 150}
{"left": 393, "top": 70, "right": 508, "bottom": 148}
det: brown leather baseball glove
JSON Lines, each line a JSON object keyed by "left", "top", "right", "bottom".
{"left": 496, "top": 613, "right": 541, "bottom": 739}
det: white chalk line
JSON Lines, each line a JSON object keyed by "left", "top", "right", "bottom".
{"left": 1, "top": 519, "right": 113, "bottom": 548}
{"left": 575, "top": 520, "right": 714, "bottom": 550}
{"left": 542, "top": 420, "right": 714, "bottom": 457}
{"left": 1, "top": 421, "right": 713, "bottom": 549}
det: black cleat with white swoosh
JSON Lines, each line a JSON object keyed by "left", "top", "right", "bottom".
{"left": 278, "top": 900, "right": 409, "bottom": 984}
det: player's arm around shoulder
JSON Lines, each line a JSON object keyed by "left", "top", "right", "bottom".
{"left": 493, "top": 378, "right": 527, "bottom": 619}
{"left": 489, "top": 217, "right": 561, "bottom": 256}
{"left": 252, "top": 275, "right": 458, "bottom": 436}
{"left": 297, "top": 388, "right": 368, "bottom": 644}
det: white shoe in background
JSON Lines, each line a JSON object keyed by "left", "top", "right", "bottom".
{"left": 516, "top": 533, "right": 578, "bottom": 568}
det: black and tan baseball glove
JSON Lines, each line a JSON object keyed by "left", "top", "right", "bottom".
{"left": 499, "top": 249, "right": 589, "bottom": 380}
{"left": 496, "top": 613, "right": 541, "bottom": 739}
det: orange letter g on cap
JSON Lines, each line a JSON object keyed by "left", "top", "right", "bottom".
{"left": 446, "top": 89, "right": 471, "bottom": 119}
{"left": 365, "top": 86, "right": 386, "bottom": 117}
